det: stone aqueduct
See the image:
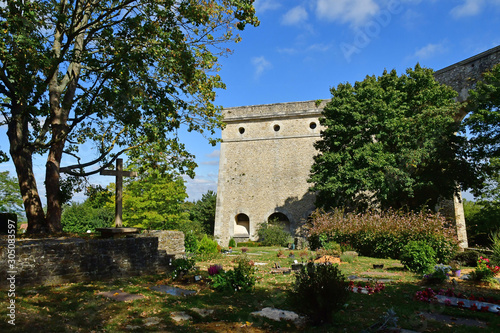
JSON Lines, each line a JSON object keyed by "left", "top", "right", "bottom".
{"left": 214, "top": 45, "right": 500, "bottom": 247}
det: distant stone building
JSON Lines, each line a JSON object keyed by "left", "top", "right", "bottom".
{"left": 214, "top": 45, "right": 500, "bottom": 247}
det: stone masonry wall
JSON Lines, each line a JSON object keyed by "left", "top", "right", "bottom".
{"left": 0, "top": 230, "right": 184, "bottom": 289}
{"left": 214, "top": 100, "right": 327, "bottom": 246}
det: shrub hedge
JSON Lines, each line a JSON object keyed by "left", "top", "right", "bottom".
{"left": 307, "top": 209, "right": 458, "bottom": 261}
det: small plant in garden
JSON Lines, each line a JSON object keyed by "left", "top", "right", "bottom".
{"left": 340, "top": 252, "right": 357, "bottom": 263}
{"left": 470, "top": 256, "right": 500, "bottom": 282}
{"left": 197, "top": 234, "right": 219, "bottom": 255}
{"left": 423, "top": 264, "right": 451, "bottom": 284}
{"left": 277, "top": 249, "right": 285, "bottom": 257}
{"left": 241, "top": 247, "right": 248, "bottom": 253}
{"left": 171, "top": 257, "right": 196, "bottom": 280}
{"left": 228, "top": 238, "right": 237, "bottom": 248}
{"left": 208, "top": 264, "right": 223, "bottom": 276}
{"left": 210, "top": 256, "right": 256, "bottom": 292}
{"left": 399, "top": 240, "right": 436, "bottom": 273}
{"left": 290, "top": 262, "right": 350, "bottom": 324}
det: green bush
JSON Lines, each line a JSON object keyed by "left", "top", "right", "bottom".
{"left": 400, "top": 241, "right": 436, "bottom": 274}
{"left": 210, "top": 256, "right": 256, "bottom": 292}
{"left": 171, "top": 257, "right": 196, "bottom": 280}
{"left": 452, "top": 250, "right": 484, "bottom": 267}
{"left": 307, "top": 209, "right": 457, "bottom": 260}
{"left": 490, "top": 231, "right": 500, "bottom": 264}
{"left": 257, "top": 221, "right": 292, "bottom": 246}
{"left": 184, "top": 231, "right": 199, "bottom": 253}
{"left": 197, "top": 235, "right": 219, "bottom": 254}
{"left": 290, "top": 262, "right": 349, "bottom": 324}
{"left": 61, "top": 202, "right": 113, "bottom": 233}
{"left": 228, "top": 238, "right": 237, "bottom": 248}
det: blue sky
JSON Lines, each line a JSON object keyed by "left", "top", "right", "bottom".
{"left": 185, "top": 0, "right": 500, "bottom": 201}
{"left": 1, "top": 0, "right": 500, "bottom": 203}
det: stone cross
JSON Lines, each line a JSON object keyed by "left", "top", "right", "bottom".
{"left": 100, "top": 158, "right": 137, "bottom": 227}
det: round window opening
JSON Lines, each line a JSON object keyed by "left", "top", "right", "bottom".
{"left": 273, "top": 124, "right": 280, "bottom": 132}
{"left": 239, "top": 127, "right": 245, "bottom": 134}
{"left": 310, "top": 122, "right": 317, "bottom": 129}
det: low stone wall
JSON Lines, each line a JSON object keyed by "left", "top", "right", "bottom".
{"left": 0, "top": 230, "right": 185, "bottom": 289}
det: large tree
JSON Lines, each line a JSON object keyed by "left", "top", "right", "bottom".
{"left": 0, "top": 0, "right": 258, "bottom": 233}
{"left": 0, "top": 171, "right": 24, "bottom": 217}
{"left": 462, "top": 63, "right": 500, "bottom": 195}
{"left": 309, "top": 65, "right": 479, "bottom": 212}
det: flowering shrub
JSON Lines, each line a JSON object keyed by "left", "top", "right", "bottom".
{"left": 307, "top": 209, "right": 457, "bottom": 261}
{"left": 208, "top": 264, "right": 223, "bottom": 276}
{"left": 423, "top": 264, "right": 451, "bottom": 283}
{"left": 470, "top": 256, "right": 500, "bottom": 282}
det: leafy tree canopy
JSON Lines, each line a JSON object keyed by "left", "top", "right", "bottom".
{"left": 0, "top": 171, "right": 24, "bottom": 218}
{"left": 462, "top": 63, "right": 500, "bottom": 198}
{"left": 188, "top": 190, "right": 217, "bottom": 234}
{"left": 309, "top": 64, "right": 479, "bottom": 212}
{"left": 0, "top": 0, "right": 258, "bottom": 233}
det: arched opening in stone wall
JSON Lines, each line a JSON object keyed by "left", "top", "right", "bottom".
{"left": 234, "top": 213, "right": 250, "bottom": 236}
{"left": 268, "top": 212, "right": 291, "bottom": 233}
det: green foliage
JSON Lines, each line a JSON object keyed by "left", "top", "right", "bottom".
{"left": 464, "top": 199, "right": 500, "bottom": 247}
{"left": 0, "top": 171, "right": 24, "bottom": 220}
{"left": 290, "top": 262, "right": 350, "bottom": 324}
{"left": 491, "top": 231, "right": 500, "bottom": 264}
{"left": 400, "top": 241, "right": 437, "bottom": 274}
{"left": 171, "top": 257, "right": 196, "bottom": 280}
{"left": 310, "top": 65, "right": 477, "bottom": 212}
{"left": 0, "top": 0, "right": 259, "bottom": 233}
{"left": 423, "top": 264, "right": 451, "bottom": 284}
{"left": 236, "top": 241, "right": 260, "bottom": 247}
{"left": 210, "top": 256, "right": 256, "bottom": 292}
{"left": 228, "top": 238, "right": 237, "bottom": 248}
{"left": 187, "top": 190, "right": 217, "bottom": 234}
{"left": 123, "top": 172, "right": 190, "bottom": 230}
{"left": 308, "top": 209, "right": 457, "bottom": 261}
{"left": 184, "top": 231, "right": 199, "bottom": 253}
{"left": 257, "top": 221, "right": 292, "bottom": 246}
{"left": 197, "top": 234, "right": 219, "bottom": 254}
{"left": 463, "top": 63, "right": 500, "bottom": 186}
{"left": 61, "top": 202, "right": 114, "bottom": 233}
{"left": 451, "top": 250, "right": 482, "bottom": 267}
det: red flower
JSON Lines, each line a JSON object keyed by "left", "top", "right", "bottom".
{"left": 457, "top": 301, "right": 464, "bottom": 308}
{"left": 471, "top": 303, "right": 478, "bottom": 311}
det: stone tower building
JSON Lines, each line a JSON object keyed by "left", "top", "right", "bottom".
{"left": 214, "top": 100, "right": 326, "bottom": 245}
{"left": 214, "top": 45, "right": 500, "bottom": 247}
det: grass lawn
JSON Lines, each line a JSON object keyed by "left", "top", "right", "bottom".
{"left": 2, "top": 246, "right": 500, "bottom": 332}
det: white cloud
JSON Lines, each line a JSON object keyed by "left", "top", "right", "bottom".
{"left": 254, "top": 0, "right": 281, "bottom": 13}
{"left": 251, "top": 56, "right": 272, "bottom": 78}
{"left": 451, "top": 0, "right": 484, "bottom": 18}
{"left": 316, "top": 0, "right": 380, "bottom": 28}
{"left": 206, "top": 149, "right": 220, "bottom": 159}
{"left": 282, "top": 6, "right": 309, "bottom": 26}
{"left": 413, "top": 43, "right": 446, "bottom": 59}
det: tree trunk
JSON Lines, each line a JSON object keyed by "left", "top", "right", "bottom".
{"left": 7, "top": 108, "right": 47, "bottom": 233}
{"left": 44, "top": 126, "right": 65, "bottom": 233}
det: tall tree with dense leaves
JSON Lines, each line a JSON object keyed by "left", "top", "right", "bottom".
{"left": 462, "top": 63, "right": 500, "bottom": 195}
{"left": 309, "top": 65, "right": 478, "bottom": 212}
{"left": 0, "top": 171, "right": 24, "bottom": 217}
{"left": 189, "top": 190, "right": 217, "bottom": 234}
{"left": 0, "top": 0, "right": 259, "bottom": 233}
